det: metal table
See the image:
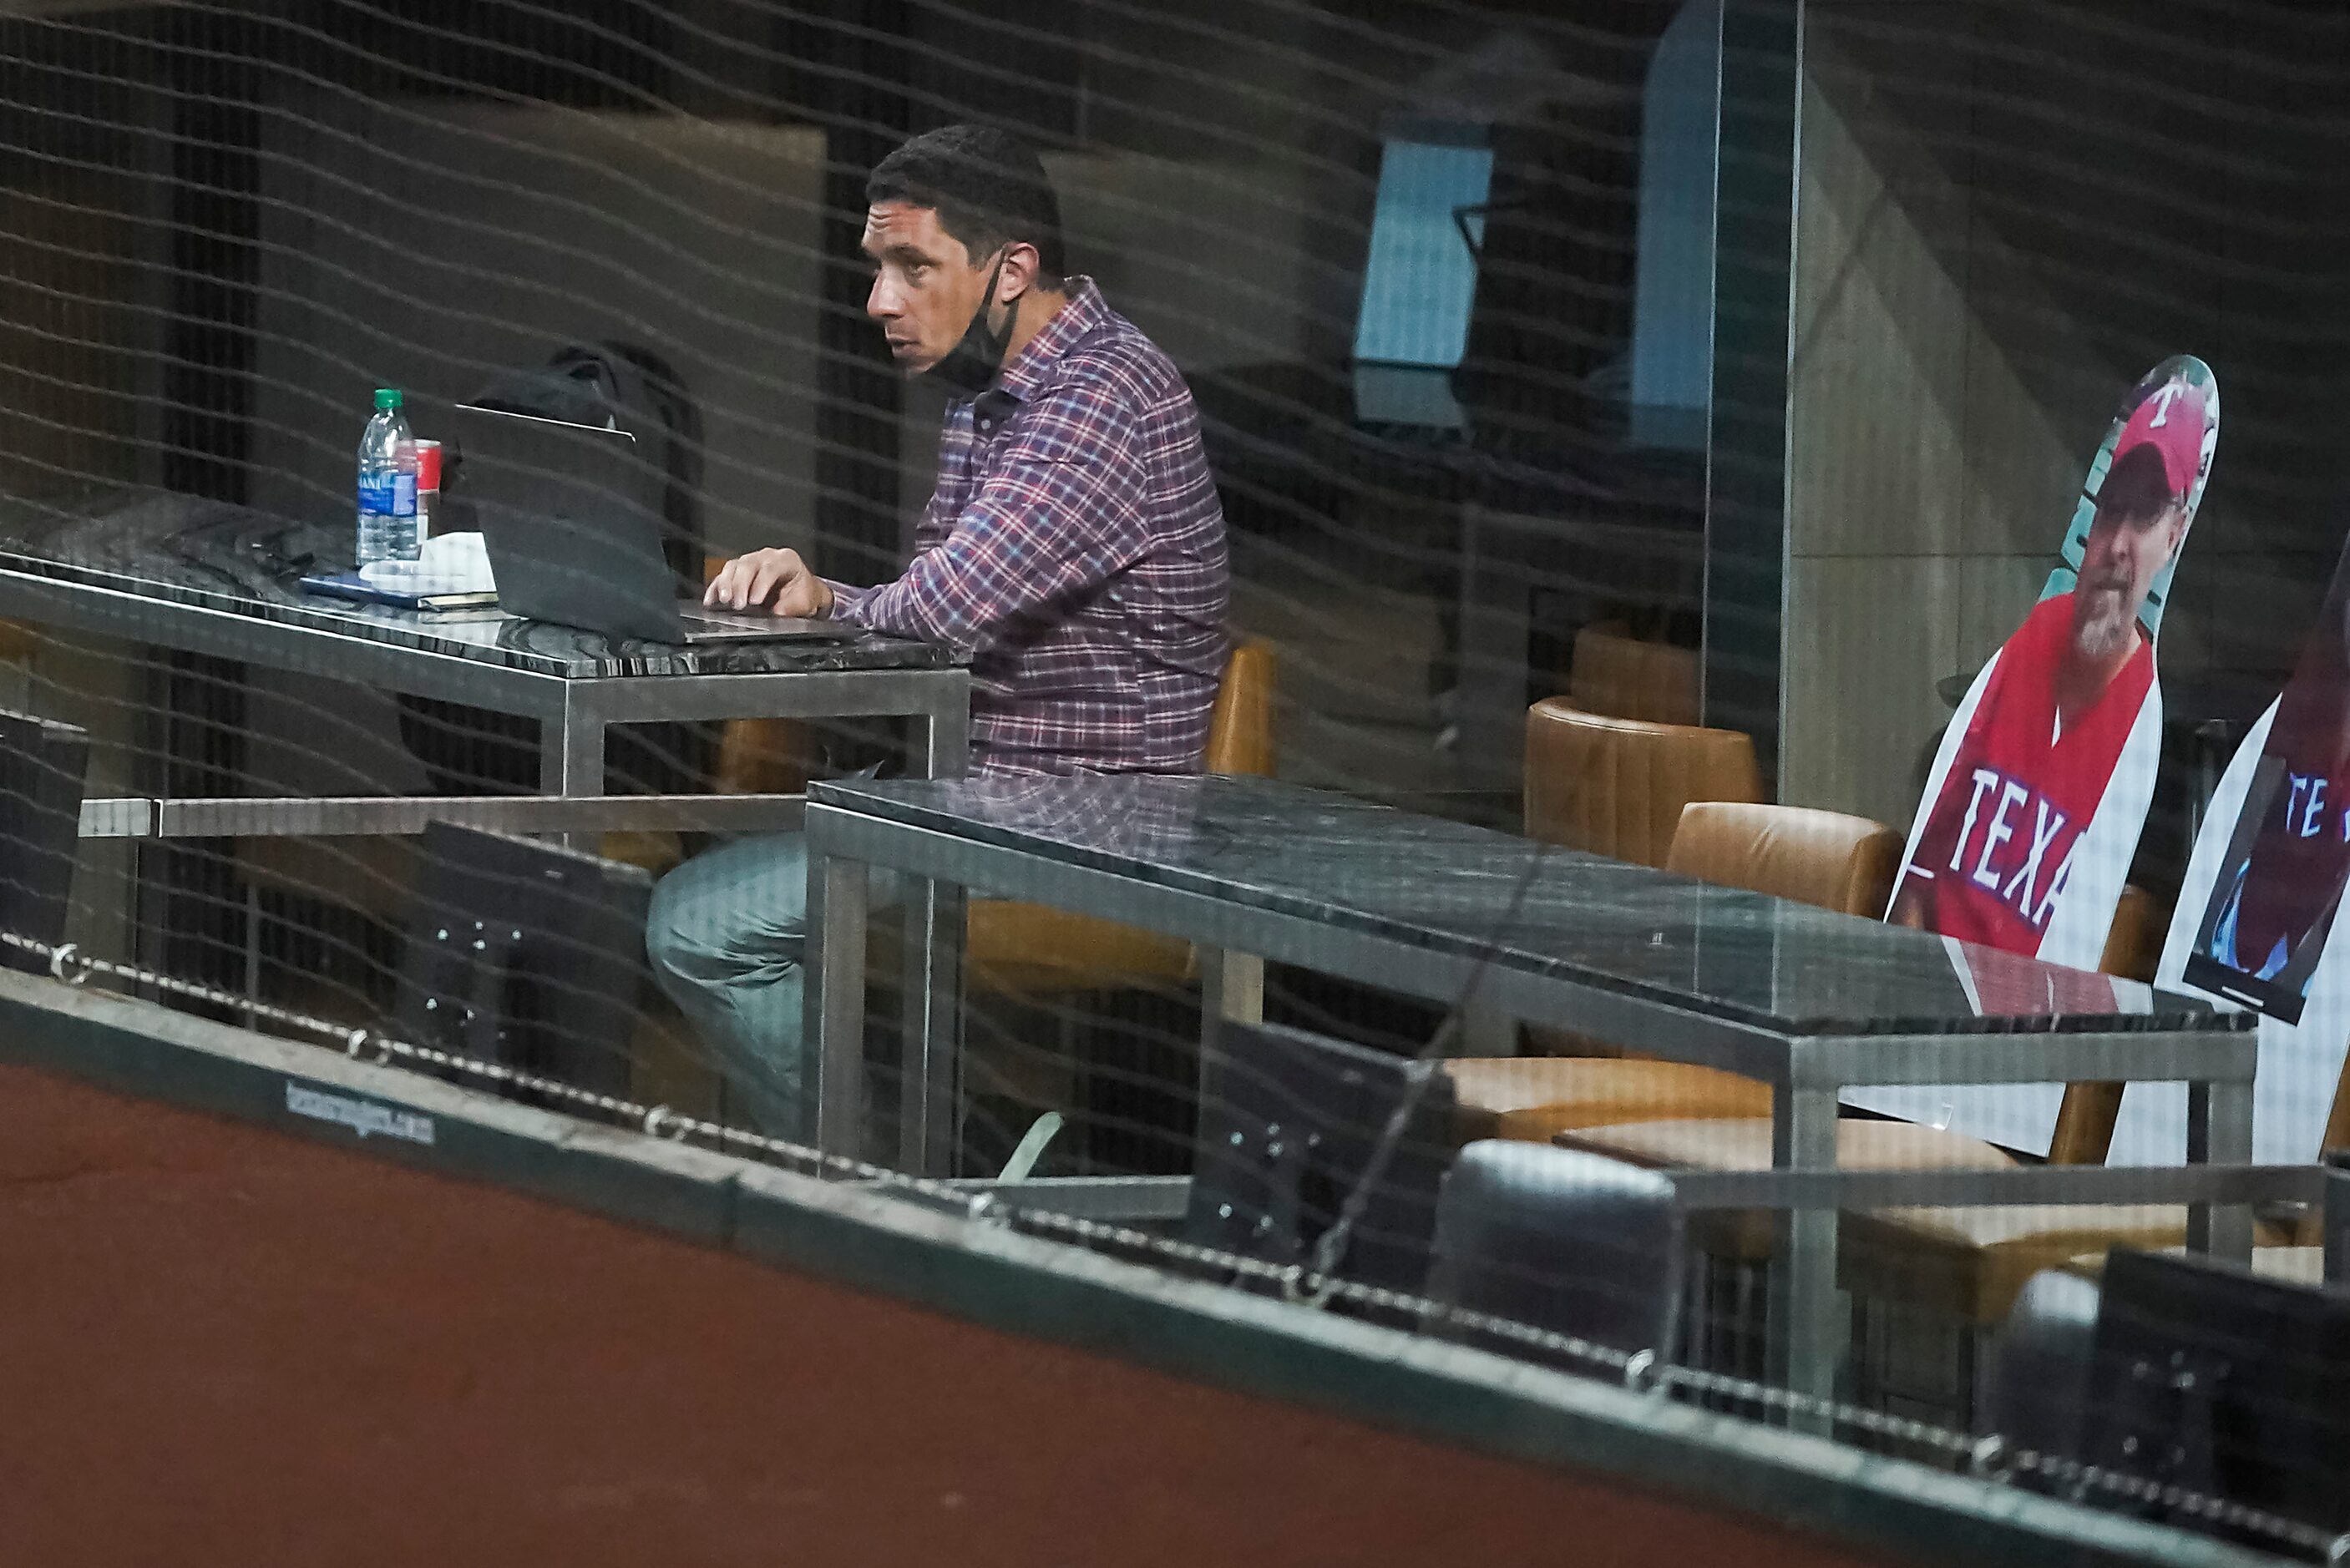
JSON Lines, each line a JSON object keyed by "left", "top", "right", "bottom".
{"left": 0, "top": 488, "right": 972, "bottom": 1151}
{"left": 801, "top": 773, "right": 2257, "bottom": 1411}
{"left": 0, "top": 488, "right": 970, "bottom": 810}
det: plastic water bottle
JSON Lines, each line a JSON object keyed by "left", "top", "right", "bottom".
{"left": 356, "top": 387, "right": 418, "bottom": 567}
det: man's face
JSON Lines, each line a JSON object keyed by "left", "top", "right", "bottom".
{"left": 2072, "top": 475, "right": 2186, "bottom": 663}
{"left": 863, "top": 200, "right": 997, "bottom": 376}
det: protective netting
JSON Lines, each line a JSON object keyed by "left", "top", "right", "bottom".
{"left": 1, "top": 1, "right": 2347, "bottom": 1557}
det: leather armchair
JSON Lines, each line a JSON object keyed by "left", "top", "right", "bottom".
{"left": 966, "top": 639, "right": 1277, "bottom": 999}
{"left": 1566, "top": 625, "right": 1699, "bottom": 729}
{"left": 1665, "top": 801, "right": 1901, "bottom": 922}
{"left": 1449, "top": 802, "right": 1902, "bottom": 1144}
{"left": 1522, "top": 699, "right": 1762, "bottom": 871}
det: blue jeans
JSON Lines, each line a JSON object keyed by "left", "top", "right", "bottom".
{"left": 644, "top": 832, "right": 898, "bottom": 1138}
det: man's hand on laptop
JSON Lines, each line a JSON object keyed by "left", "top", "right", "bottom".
{"left": 706, "top": 548, "right": 835, "bottom": 618}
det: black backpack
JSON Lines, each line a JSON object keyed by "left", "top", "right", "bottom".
{"left": 462, "top": 340, "right": 705, "bottom": 591}
{"left": 401, "top": 341, "right": 711, "bottom": 797}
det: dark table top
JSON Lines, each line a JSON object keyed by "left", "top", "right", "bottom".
{"left": 811, "top": 773, "right": 2246, "bottom": 1042}
{"left": 0, "top": 485, "right": 960, "bottom": 680}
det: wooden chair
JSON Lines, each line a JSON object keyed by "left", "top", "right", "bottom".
{"left": 1447, "top": 802, "right": 1902, "bottom": 1142}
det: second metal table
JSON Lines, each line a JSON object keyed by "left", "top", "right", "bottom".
{"left": 801, "top": 773, "right": 2257, "bottom": 1413}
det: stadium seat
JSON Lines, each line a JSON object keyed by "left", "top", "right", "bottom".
{"left": 1185, "top": 1019, "right": 1458, "bottom": 1302}
{"left": 1984, "top": 1268, "right": 2101, "bottom": 1461}
{"left": 1425, "top": 1140, "right": 1685, "bottom": 1368}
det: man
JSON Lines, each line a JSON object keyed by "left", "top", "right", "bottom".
{"left": 1889, "top": 377, "right": 2206, "bottom": 951}
{"left": 647, "top": 124, "right": 1229, "bottom": 1132}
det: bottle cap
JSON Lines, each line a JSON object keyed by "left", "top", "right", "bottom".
{"left": 374, "top": 387, "right": 402, "bottom": 411}
{"left": 409, "top": 438, "right": 441, "bottom": 490}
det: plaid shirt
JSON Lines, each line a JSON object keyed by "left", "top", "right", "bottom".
{"left": 829, "top": 279, "right": 1229, "bottom": 776}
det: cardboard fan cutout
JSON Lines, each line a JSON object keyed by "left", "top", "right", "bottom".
{"left": 1855, "top": 357, "right": 2219, "bottom": 1153}
{"left": 2110, "top": 526, "right": 2350, "bottom": 1166}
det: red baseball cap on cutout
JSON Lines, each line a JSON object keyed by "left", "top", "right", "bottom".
{"left": 2112, "top": 378, "right": 2209, "bottom": 499}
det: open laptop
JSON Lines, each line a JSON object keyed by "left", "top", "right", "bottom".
{"left": 451, "top": 402, "right": 855, "bottom": 646}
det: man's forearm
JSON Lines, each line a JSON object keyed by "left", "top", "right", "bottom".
{"left": 823, "top": 569, "right": 957, "bottom": 644}
{"left": 823, "top": 576, "right": 936, "bottom": 641}
{"left": 822, "top": 578, "right": 870, "bottom": 622}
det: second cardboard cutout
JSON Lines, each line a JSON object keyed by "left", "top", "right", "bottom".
{"left": 2113, "top": 527, "right": 2350, "bottom": 1166}
{"left": 1854, "top": 357, "right": 2219, "bottom": 1153}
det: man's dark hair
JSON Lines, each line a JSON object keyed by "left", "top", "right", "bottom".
{"left": 868, "top": 124, "right": 1065, "bottom": 283}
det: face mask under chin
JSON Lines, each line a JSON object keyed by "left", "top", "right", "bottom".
{"left": 922, "top": 251, "right": 1013, "bottom": 402}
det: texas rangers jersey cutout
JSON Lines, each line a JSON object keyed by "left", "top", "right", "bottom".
{"left": 2111, "top": 523, "right": 2350, "bottom": 1166}
{"left": 1856, "top": 357, "right": 2219, "bottom": 1154}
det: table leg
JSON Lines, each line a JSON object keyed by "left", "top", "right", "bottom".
{"left": 1770, "top": 1083, "right": 1842, "bottom": 1429}
{"left": 2323, "top": 1160, "right": 2350, "bottom": 1288}
{"left": 2185, "top": 1078, "right": 2255, "bottom": 1262}
{"left": 1196, "top": 949, "right": 1264, "bottom": 1123}
{"left": 542, "top": 696, "right": 605, "bottom": 851}
{"left": 1454, "top": 507, "right": 1534, "bottom": 790}
{"left": 808, "top": 842, "right": 872, "bottom": 1166}
{"left": 1459, "top": 996, "right": 1515, "bottom": 1057}
{"left": 2187, "top": 721, "right": 2226, "bottom": 848}
{"left": 897, "top": 689, "right": 969, "bottom": 1176}
{"left": 897, "top": 874, "right": 964, "bottom": 1176}
{"left": 241, "top": 881, "right": 261, "bottom": 1027}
